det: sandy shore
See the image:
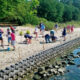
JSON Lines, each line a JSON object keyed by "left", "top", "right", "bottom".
{"left": 0, "top": 26, "right": 80, "bottom": 69}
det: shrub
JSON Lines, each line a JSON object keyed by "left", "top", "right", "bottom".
{"left": 19, "top": 31, "right": 23, "bottom": 36}
{"left": 26, "top": 30, "right": 30, "bottom": 34}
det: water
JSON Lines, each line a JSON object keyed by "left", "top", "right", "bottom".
{"left": 50, "top": 48, "right": 80, "bottom": 80}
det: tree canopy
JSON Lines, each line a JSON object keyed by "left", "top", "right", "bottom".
{"left": 0, "top": 0, "right": 80, "bottom": 24}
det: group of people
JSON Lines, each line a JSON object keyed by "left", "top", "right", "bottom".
{"left": 24, "top": 23, "right": 74, "bottom": 44}
{"left": 0, "top": 26, "right": 15, "bottom": 50}
{"left": 0, "top": 23, "right": 74, "bottom": 51}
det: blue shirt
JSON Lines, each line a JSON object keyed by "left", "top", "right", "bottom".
{"left": 41, "top": 24, "right": 45, "bottom": 30}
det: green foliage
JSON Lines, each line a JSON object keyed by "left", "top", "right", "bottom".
{"left": 37, "top": 0, "right": 64, "bottom": 22}
{"left": 38, "top": 0, "right": 80, "bottom": 22}
{"left": 26, "top": 30, "right": 30, "bottom": 34}
{"left": 0, "top": 0, "right": 80, "bottom": 27}
{"left": 19, "top": 31, "right": 23, "bottom": 36}
{"left": 0, "top": 0, "right": 39, "bottom": 24}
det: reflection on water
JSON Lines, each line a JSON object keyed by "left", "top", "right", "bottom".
{"left": 50, "top": 48, "right": 80, "bottom": 80}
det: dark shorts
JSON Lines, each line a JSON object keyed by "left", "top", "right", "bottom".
{"left": 0, "top": 37, "right": 3, "bottom": 40}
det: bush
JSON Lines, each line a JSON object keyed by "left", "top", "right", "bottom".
{"left": 19, "top": 31, "right": 23, "bottom": 36}
{"left": 26, "top": 30, "right": 30, "bottom": 34}
{"left": 38, "top": 18, "right": 55, "bottom": 30}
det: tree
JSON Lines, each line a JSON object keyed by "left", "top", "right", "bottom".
{"left": 37, "top": 0, "right": 64, "bottom": 22}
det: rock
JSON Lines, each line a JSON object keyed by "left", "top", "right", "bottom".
{"left": 77, "top": 64, "right": 80, "bottom": 68}
{"left": 38, "top": 67, "right": 44, "bottom": 72}
{"left": 58, "top": 68, "right": 65, "bottom": 74}
{"left": 54, "top": 65, "right": 59, "bottom": 69}
{"left": 45, "top": 65, "right": 52, "bottom": 70}
{"left": 61, "top": 61, "right": 67, "bottom": 66}
{"left": 77, "top": 52, "right": 80, "bottom": 56}
{"left": 73, "top": 55, "right": 79, "bottom": 58}
{"left": 51, "top": 69, "right": 58, "bottom": 75}
{"left": 33, "top": 75, "right": 41, "bottom": 80}
{"left": 68, "top": 61, "right": 75, "bottom": 65}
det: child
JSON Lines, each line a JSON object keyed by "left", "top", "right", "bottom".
{"left": 0, "top": 29, "right": 4, "bottom": 47}
{"left": 7, "top": 28, "right": 11, "bottom": 46}
{"left": 10, "top": 26, "right": 15, "bottom": 33}
{"left": 71, "top": 25, "right": 74, "bottom": 33}
{"left": 54, "top": 24, "right": 58, "bottom": 32}
{"left": 34, "top": 26, "right": 39, "bottom": 40}
{"left": 11, "top": 32, "right": 15, "bottom": 50}
{"left": 40, "top": 23, "right": 45, "bottom": 36}
{"left": 24, "top": 30, "right": 32, "bottom": 44}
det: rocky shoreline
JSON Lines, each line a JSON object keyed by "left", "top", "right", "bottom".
{"left": 0, "top": 37, "right": 80, "bottom": 80}
{"left": 33, "top": 52, "right": 80, "bottom": 80}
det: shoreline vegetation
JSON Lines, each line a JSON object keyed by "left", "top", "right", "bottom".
{"left": 0, "top": 0, "right": 80, "bottom": 30}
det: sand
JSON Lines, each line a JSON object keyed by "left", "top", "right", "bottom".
{"left": 0, "top": 26, "right": 80, "bottom": 69}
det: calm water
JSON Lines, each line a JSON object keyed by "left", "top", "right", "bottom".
{"left": 50, "top": 48, "right": 80, "bottom": 80}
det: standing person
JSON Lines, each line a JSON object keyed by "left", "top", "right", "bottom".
{"left": 0, "top": 29, "right": 4, "bottom": 47}
{"left": 54, "top": 24, "right": 58, "bottom": 32}
{"left": 34, "top": 26, "right": 39, "bottom": 40}
{"left": 6, "top": 28, "right": 11, "bottom": 46}
{"left": 11, "top": 32, "right": 15, "bottom": 50}
{"left": 40, "top": 23, "right": 45, "bottom": 36}
{"left": 71, "top": 25, "right": 74, "bottom": 33}
{"left": 67, "top": 25, "right": 71, "bottom": 33}
{"left": 62, "top": 27, "right": 67, "bottom": 41}
{"left": 10, "top": 26, "right": 15, "bottom": 33}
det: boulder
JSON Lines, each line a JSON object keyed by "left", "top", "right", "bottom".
{"left": 68, "top": 61, "right": 75, "bottom": 65}
{"left": 58, "top": 68, "right": 65, "bottom": 74}
{"left": 77, "top": 64, "right": 80, "bottom": 68}
{"left": 33, "top": 74, "right": 41, "bottom": 80}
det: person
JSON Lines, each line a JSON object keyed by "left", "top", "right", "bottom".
{"left": 67, "top": 25, "right": 71, "bottom": 33}
{"left": 10, "top": 26, "right": 15, "bottom": 33}
{"left": 50, "top": 30, "right": 57, "bottom": 42}
{"left": 50, "top": 30, "right": 55, "bottom": 37}
{"left": 54, "top": 24, "right": 58, "bottom": 32}
{"left": 51, "top": 35, "right": 57, "bottom": 42}
{"left": 11, "top": 32, "right": 15, "bottom": 50}
{"left": 34, "top": 26, "right": 39, "bottom": 40}
{"left": 6, "top": 28, "right": 11, "bottom": 46}
{"left": 62, "top": 27, "right": 67, "bottom": 41}
{"left": 45, "top": 34, "right": 51, "bottom": 43}
{"left": 40, "top": 23, "right": 45, "bottom": 36}
{"left": 0, "top": 29, "right": 4, "bottom": 47}
{"left": 71, "top": 25, "right": 74, "bottom": 33}
{"left": 24, "top": 30, "right": 32, "bottom": 44}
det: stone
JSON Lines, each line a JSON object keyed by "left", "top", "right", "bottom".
{"left": 38, "top": 67, "right": 44, "bottom": 72}
{"left": 33, "top": 75, "right": 41, "bottom": 80}
{"left": 68, "top": 61, "right": 75, "bottom": 65}
{"left": 77, "top": 64, "right": 80, "bottom": 68}
{"left": 58, "top": 68, "right": 65, "bottom": 74}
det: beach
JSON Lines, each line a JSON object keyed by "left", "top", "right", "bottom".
{"left": 0, "top": 26, "right": 80, "bottom": 70}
